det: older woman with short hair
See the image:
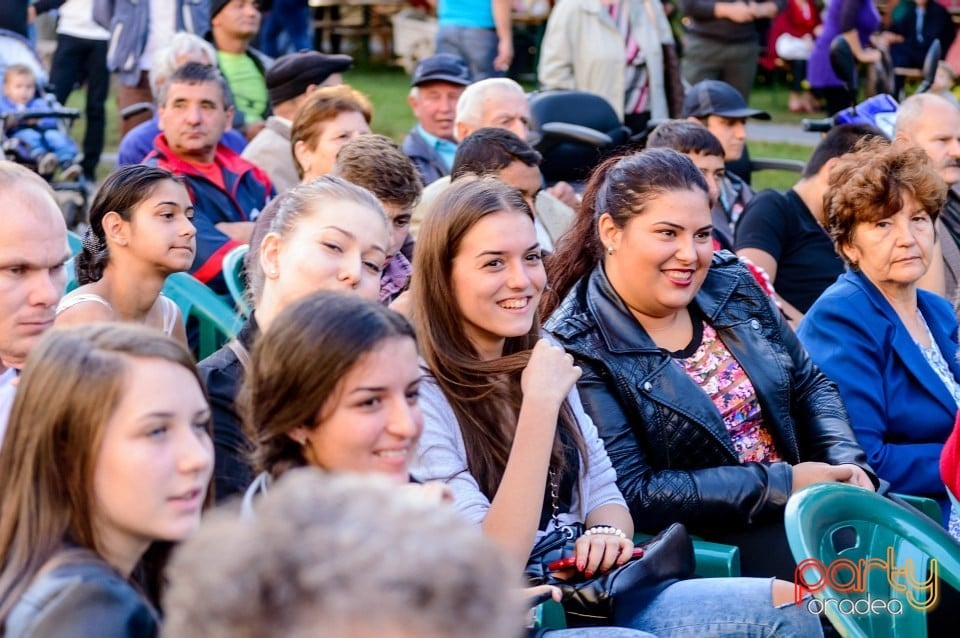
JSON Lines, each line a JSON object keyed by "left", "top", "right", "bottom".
{"left": 291, "top": 85, "right": 372, "bottom": 183}
{"left": 799, "top": 137, "right": 960, "bottom": 523}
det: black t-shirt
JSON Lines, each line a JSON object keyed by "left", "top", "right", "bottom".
{"left": 734, "top": 188, "right": 844, "bottom": 313}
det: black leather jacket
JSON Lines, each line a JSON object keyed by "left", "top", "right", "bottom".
{"left": 545, "top": 253, "right": 876, "bottom": 535}
{"left": 4, "top": 551, "right": 158, "bottom": 637}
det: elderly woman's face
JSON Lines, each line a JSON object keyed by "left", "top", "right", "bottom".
{"left": 842, "top": 191, "right": 935, "bottom": 292}
{"left": 296, "top": 111, "right": 371, "bottom": 182}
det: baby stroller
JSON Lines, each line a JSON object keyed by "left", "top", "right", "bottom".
{"left": 0, "top": 29, "right": 87, "bottom": 228}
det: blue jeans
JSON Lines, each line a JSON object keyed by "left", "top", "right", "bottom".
{"left": 261, "top": 0, "right": 312, "bottom": 57}
{"left": 12, "top": 127, "right": 78, "bottom": 166}
{"left": 613, "top": 577, "right": 823, "bottom": 637}
{"left": 435, "top": 24, "right": 502, "bottom": 81}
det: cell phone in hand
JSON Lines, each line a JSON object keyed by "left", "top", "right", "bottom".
{"left": 547, "top": 547, "right": 644, "bottom": 572}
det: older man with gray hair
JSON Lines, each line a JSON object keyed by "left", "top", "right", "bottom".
{"left": 411, "top": 77, "right": 577, "bottom": 239}
{"left": 117, "top": 32, "right": 249, "bottom": 166}
{"left": 897, "top": 93, "right": 960, "bottom": 305}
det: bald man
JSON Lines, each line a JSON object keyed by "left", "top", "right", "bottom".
{"left": 896, "top": 94, "right": 960, "bottom": 305}
{"left": 0, "top": 161, "right": 70, "bottom": 439}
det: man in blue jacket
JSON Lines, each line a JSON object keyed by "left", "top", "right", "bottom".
{"left": 144, "top": 62, "right": 274, "bottom": 297}
{"left": 402, "top": 54, "right": 472, "bottom": 186}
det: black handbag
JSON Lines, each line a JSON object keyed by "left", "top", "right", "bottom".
{"left": 525, "top": 522, "right": 696, "bottom": 627}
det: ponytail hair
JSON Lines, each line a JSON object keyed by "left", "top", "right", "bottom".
{"left": 76, "top": 165, "right": 183, "bottom": 284}
{"left": 543, "top": 148, "right": 709, "bottom": 317}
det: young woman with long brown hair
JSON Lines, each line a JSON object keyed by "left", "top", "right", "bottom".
{"left": 410, "top": 176, "right": 822, "bottom": 635}
{"left": 0, "top": 325, "right": 214, "bottom": 636}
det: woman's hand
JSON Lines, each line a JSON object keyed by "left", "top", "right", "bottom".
{"left": 573, "top": 531, "right": 634, "bottom": 579}
{"left": 792, "top": 461, "right": 873, "bottom": 492}
{"left": 836, "top": 463, "right": 876, "bottom": 490}
{"left": 521, "top": 339, "right": 581, "bottom": 406}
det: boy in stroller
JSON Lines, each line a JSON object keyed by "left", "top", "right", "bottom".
{"left": 1, "top": 63, "right": 81, "bottom": 180}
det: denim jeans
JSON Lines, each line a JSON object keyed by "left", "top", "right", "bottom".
{"left": 435, "top": 24, "right": 502, "bottom": 81}
{"left": 549, "top": 630, "right": 654, "bottom": 637}
{"left": 612, "top": 577, "right": 823, "bottom": 637}
{"left": 12, "top": 128, "right": 78, "bottom": 166}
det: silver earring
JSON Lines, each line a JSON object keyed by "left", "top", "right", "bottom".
{"left": 606, "top": 246, "right": 614, "bottom": 255}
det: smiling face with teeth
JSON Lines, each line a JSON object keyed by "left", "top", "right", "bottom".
{"left": 450, "top": 209, "right": 546, "bottom": 361}
{"left": 293, "top": 336, "right": 423, "bottom": 483}
{"left": 600, "top": 188, "right": 713, "bottom": 327}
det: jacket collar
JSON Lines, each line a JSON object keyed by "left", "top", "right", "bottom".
{"left": 841, "top": 269, "right": 960, "bottom": 415}
{"left": 150, "top": 133, "right": 264, "bottom": 182}
{"left": 585, "top": 252, "right": 742, "bottom": 353}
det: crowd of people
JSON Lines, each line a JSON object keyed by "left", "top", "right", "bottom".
{"left": 2, "top": 0, "right": 960, "bottom": 636}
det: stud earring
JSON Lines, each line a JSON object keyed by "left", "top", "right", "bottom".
{"left": 606, "top": 246, "right": 614, "bottom": 255}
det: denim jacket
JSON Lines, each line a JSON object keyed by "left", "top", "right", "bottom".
{"left": 94, "top": 0, "right": 209, "bottom": 86}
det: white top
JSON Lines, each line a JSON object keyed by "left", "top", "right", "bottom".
{"left": 0, "top": 368, "right": 17, "bottom": 446}
{"left": 57, "top": 0, "right": 110, "bottom": 41}
{"left": 56, "top": 291, "right": 179, "bottom": 337}
{"left": 411, "top": 368, "right": 626, "bottom": 539}
{"left": 141, "top": 0, "right": 178, "bottom": 70}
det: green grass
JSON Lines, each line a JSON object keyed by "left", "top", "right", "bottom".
{"left": 751, "top": 140, "right": 811, "bottom": 192}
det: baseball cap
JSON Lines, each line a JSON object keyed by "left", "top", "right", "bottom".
{"left": 681, "top": 80, "right": 771, "bottom": 120}
{"left": 411, "top": 53, "right": 472, "bottom": 87}
{"left": 266, "top": 51, "right": 353, "bottom": 106}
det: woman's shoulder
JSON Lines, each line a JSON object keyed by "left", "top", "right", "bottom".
{"left": 7, "top": 556, "right": 158, "bottom": 638}
{"left": 55, "top": 288, "right": 114, "bottom": 320}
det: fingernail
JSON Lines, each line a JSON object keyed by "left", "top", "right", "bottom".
{"left": 584, "top": 570, "right": 593, "bottom": 578}
{"left": 576, "top": 560, "right": 585, "bottom": 571}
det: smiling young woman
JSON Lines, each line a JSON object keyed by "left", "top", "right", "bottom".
{"left": 409, "top": 176, "right": 824, "bottom": 635}
{"left": 544, "top": 149, "right": 875, "bottom": 581}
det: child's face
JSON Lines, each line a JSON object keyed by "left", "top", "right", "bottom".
{"left": 4, "top": 73, "right": 35, "bottom": 105}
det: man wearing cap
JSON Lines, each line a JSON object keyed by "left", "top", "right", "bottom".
{"left": 208, "top": 0, "right": 273, "bottom": 141}
{"left": 402, "top": 53, "right": 473, "bottom": 187}
{"left": 243, "top": 50, "right": 352, "bottom": 193}
{"left": 683, "top": 79, "right": 770, "bottom": 250}
{"left": 677, "top": 0, "right": 783, "bottom": 101}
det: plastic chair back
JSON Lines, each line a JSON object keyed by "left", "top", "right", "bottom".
{"left": 67, "top": 230, "right": 83, "bottom": 256}
{"left": 162, "top": 272, "right": 242, "bottom": 359}
{"left": 786, "top": 483, "right": 960, "bottom": 638}
{"left": 221, "top": 244, "right": 251, "bottom": 317}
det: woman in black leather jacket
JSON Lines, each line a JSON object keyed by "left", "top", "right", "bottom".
{"left": 543, "top": 149, "right": 876, "bottom": 579}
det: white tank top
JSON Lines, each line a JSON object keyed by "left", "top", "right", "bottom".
{"left": 56, "top": 291, "right": 179, "bottom": 337}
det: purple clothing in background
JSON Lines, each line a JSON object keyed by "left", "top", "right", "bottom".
{"left": 117, "top": 115, "right": 248, "bottom": 166}
{"left": 807, "top": 0, "right": 880, "bottom": 88}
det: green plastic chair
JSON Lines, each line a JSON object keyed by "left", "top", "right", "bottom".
{"left": 786, "top": 483, "right": 960, "bottom": 638}
{"left": 67, "top": 230, "right": 83, "bottom": 256}
{"left": 221, "top": 244, "right": 251, "bottom": 318}
{"left": 162, "top": 272, "right": 242, "bottom": 359}
{"left": 633, "top": 532, "right": 741, "bottom": 578}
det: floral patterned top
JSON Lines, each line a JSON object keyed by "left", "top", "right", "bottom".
{"left": 673, "top": 321, "right": 782, "bottom": 463}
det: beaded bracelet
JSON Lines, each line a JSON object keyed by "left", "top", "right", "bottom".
{"left": 583, "top": 525, "right": 627, "bottom": 539}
